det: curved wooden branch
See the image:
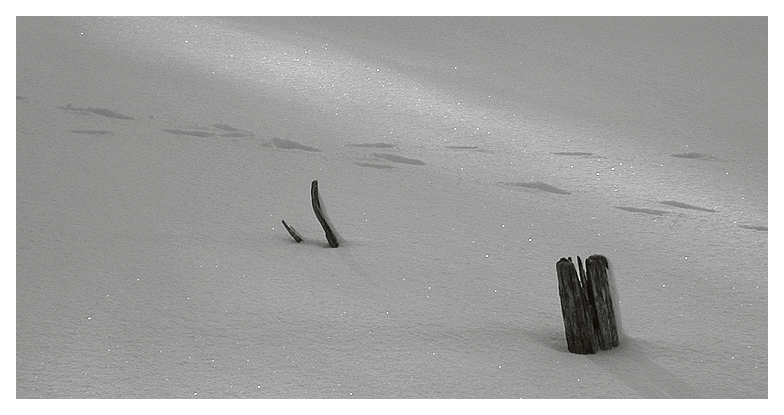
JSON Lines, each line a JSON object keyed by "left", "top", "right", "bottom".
{"left": 311, "top": 180, "right": 339, "bottom": 247}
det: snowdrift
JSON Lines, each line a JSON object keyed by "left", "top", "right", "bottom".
{"left": 16, "top": 17, "right": 767, "bottom": 398}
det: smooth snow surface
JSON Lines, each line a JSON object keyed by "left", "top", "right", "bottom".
{"left": 17, "top": 17, "right": 767, "bottom": 398}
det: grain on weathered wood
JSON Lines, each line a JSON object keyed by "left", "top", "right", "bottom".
{"left": 556, "top": 255, "right": 618, "bottom": 354}
{"left": 585, "top": 255, "right": 619, "bottom": 350}
{"left": 578, "top": 256, "right": 600, "bottom": 353}
{"left": 556, "top": 257, "right": 597, "bottom": 354}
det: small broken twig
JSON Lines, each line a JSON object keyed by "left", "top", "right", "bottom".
{"left": 281, "top": 220, "right": 303, "bottom": 243}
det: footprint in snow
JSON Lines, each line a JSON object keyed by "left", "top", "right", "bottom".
{"left": 58, "top": 104, "right": 134, "bottom": 120}
{"left": 67, "top": 129, "right": 114, "bottom": 135}
{"left": 372, "top": 152, "right": 426, "bottom": 166}
{"left": 161, "top": 128, "right": 215, "bottom": 138}
{"left": 348, "top": 142, "right": 396, "bottom": 149}
{"left": 670, "top": 152, "right": 717, "bottom": 161}
{"left": 272, "top": 137, "right": 321, "bottom": 152}
{"left": 553, "top": 151, "right": 593, "bottom": 157}
{"left": 160, "top": 123, "right": 257, "bottom": 140}
{"left": 738, "top": 225, "right": 767, "bottom": 232}
{"left": 347, "top": 143, "right": 425, "bottom": 167}
{"left": 659, "top": 201, "right": 717, "bottom": 213}
{"left": 211, "top": 123, "right": 255, "bottom": 138}
{"left": 446, "top": 145, "right": 493, "bottom": 153}
{"left": 504, "top": 181, "right": 571, "bottom": 195}
{"left": 616, "top": 206, "right": 670, "bottom": 216}
{"left": 355, "top": 162, "right": 395, "bottom": 169}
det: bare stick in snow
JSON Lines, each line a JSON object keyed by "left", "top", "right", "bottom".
{"left": 311, "top": 180, "right": 339, "bottom": 248}
{"left": 281, "top": 220, "right": 303, "bottom": 243}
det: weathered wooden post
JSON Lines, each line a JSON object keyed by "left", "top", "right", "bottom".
{"left": 311, "top": 180, "right": 339, "bottom": 248}
{"left": 556, "top": 254, "right": 618, "bottom": 354}
{"left": 556, "top": 257, "right": 598, "bottom": 354}
{"left": 585, "top": 255, "right": 619, "bottom": 350}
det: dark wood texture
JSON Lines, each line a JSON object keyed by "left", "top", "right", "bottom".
{"left": 556, "top": 255, "right": 618, "bottom": 354}
{"left": 311, "top": 180, "right": 339, "bottom": 248}
{"left": 585, "top": 255, "right": 619, "bottom": 350}
{"left": 281, "top": 220, "right": 303, "bottom": 243}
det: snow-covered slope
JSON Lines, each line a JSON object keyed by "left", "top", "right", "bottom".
{"left": 16, "top": 17, "right": 767, "bottom": 398}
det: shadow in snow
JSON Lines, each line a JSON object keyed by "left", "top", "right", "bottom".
{"left": 553, "top": 151, "right": 594, "bottom": 156}
{"left": 58, "top": 104, "right": 134, "bottom": 120}
{"left": 616, "top": 206, "right": 669, "bottom": 216}
{"left": 272, "top": 137, "right": 321, "bottom": 152}
{"left": 67, "top": 129, "right": 114, "bottom": 135}
{"left": 446, "top": 145, "right": 494, "bottom": 153}
{"left": 506, "top": 181, "right": 571, "bottom": 195}
{"left": 739, "top": 224, "right": 767, "bottom": 232}
{"left": 521, "top": 326, "right": 570, "bottom": 353}
{"left": 161, "top": 128, "right": 215, "bottom": 138}
{"left": 588, "top": 337, "right": 700, "bottom": 398}
{"left": 516, "top": 327, "right": 700, "bottom": 397}
{"left": 373, "top": 153, "right": 426, "bottom": 166}
{"left": 212, "top": 123, "right": 245, "bottom": 132}
{"left": 212, "top": 123, "right": 254, "bottom": 138}
{"left": 660, "top": 201, "right": 717, "bottom": 213}
{"left": 670, "top": 152, "right": 709, "bottom": 159}
{"left": 348, "top": 142, "right": 396, "bottom": 148}
{"left": 356, "top": 162, "right": 395, "bottom": 169}
{"left": 273, "top": 231, "right": 336, "bottom": 249}
{"left": 220, "top": 132, "right": 248, "bottom": 138}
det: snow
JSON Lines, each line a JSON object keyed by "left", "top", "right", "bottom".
{"left": 16, "top": 16, "right": 767, "bottom": 400}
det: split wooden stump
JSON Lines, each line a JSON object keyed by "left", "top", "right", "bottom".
{"left": 556, "top": 255, "right": 618, "bottom": 354}
{"left": 282, "top": 180, "right": 339, "bottom": 248}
